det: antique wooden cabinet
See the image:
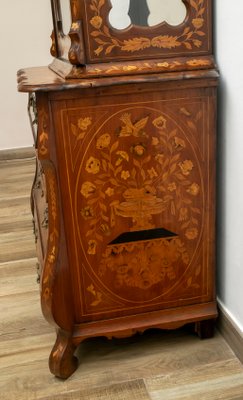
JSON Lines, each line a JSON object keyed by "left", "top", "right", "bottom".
{"left": 18, "top": 0, "right": 218, "bottom": 378}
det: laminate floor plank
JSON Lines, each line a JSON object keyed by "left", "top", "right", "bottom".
{"left": 147, "top": 374, "right": 243, "bottom": 400}
{"left": 38, "top": 380, "right": 151, "bottom": 400}
{"left": 0, "top": 183, "right": 33, "bottom": 201}
{"left": 146, "top": 358, "right": 243, "bottom": 399}
{"left": 0, "top": 312, "right": 51, "bottom": 343}
{"left": 0, "top": 332, "right": 55, "bottom": 361}
{"left": 0, "top": 231, "right": 35, "bottom": 262}
{"left": 0, "top": 157, "right": 35, "bottom": 180}
{"left": 0, "top": 196, "right": 32, "bottom": 231}
{"left": 0, "top": 158, "right": 35, "bottom": 201}
{"left": 0, "top": 258, "right": 37, "bottom": 296}
{"left": 1, "top": 157, "right": 243, "bottom": 400}
{"left": 0, "top": 331, "right": 242, "bottom": 400}
{"left": 1, "top": 289, "right": 43, "bottom": 323}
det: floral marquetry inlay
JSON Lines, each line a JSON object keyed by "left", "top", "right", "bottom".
{"left": 88, "top": 0, "right": 207, "bottom": 59}
{"left": 74, "top": 104, "right": 204, "bottom": 300}
{"left": 99, "top": 237, "right": 189, "bottom": 291}
{"left": 78, "top": 110, "right": 202, "bottom": 248}
{"left": 71, "top": 117, "right": 92, "bottom": 141}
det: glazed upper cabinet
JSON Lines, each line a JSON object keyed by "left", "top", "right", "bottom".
{"left": 18, "top": 0, "right": 218, "bottom": 379}
{"left": 50, "top": 0, "right": 214, "bottom": 77}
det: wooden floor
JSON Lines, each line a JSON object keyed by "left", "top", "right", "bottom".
{"left": 1, "top": 157, "right": 243, "bottom": 400}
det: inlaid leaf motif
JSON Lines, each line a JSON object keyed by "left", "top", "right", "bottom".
{"left": 91, "top": 30, "right": 102, "bottom": 37}
{"left": 95, "top": 46, "right": 104, "bottom": 56}
{"left": 121, "top": 37, "right": 151, "bottom": 52}
{"left": 111, "top": 141, "right": 119, "bottom": 153}
{"left": 98, "top": 0, "right": 105, "bottom": 9}
{"left": 198, "top": 7, "right": 205, "bottom": 16}
{"left": 102, "top": 159, "right": 108, "bottom": 171}
{"left": 197, "top": 31, "right": 206, "bottom": 36}
{"left": 87, "top": 284, "right": 103, "bottom": 307}
{"left": 133, "top": 159, "right": 141, "bottom": 168}
{"left": 151, "top": 36, "right": 181, "bottom": 49}
{"left": 105, "top": 45, "right": 116, "bottom": 55}
{"left": 184, "top": 42, "right": 192, "bottom": 50}
{"left": 186, "top": 264, "right": 201, "bottom": 289}
{"left": 71, "top": 123, "right": 79, "bottom": 137}
{"left": 193, "top": 39, "right": 202, "bottom": 48}
{"left": 190, "top": 0, "right": 199, "bottom": 10}
{"left": 95, "top": 38, "right": 106, "bottom": 45}
{"left": 115, "top": 165, "right": 123, "bottom": 176}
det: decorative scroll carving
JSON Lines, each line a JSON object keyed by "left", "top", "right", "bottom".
{"left": 49, "top": 329, "right": 78, "bottom": 378}
{"left": 68, "top": 20, "right": 85, "bottom": 65}
{"left": 50, "top": 29, "right": 58, "bottom": 58}
{"left": 50, "top": 0, "right": 85, "bottom": 64}
{"left": 71, "top": 0, "right": 79, "bottom": 19}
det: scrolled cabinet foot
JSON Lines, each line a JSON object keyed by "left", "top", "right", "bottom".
{"left": 49, "top": 330, "right": 78, "bottom": 379}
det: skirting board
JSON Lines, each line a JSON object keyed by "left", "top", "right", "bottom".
{"left": 217, "top": 302, "right": 243, "bottom": 364}
{"left": 0, "top": 146, "right": 35, "bottom": 161}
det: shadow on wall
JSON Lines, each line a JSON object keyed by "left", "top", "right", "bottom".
{"left": 213, "top": 0, "right": 226, "bottom": 302}
{"left": 215, "top": 75, "right": 227, "bottom": 302}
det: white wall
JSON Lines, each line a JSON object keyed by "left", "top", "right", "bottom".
{"left": 0, "top": 1, "right": 52, "bottom": 150}
{"left": 215, "top": 0, "right": 243, "bottom": 332}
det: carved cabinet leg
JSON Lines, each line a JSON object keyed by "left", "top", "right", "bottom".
{"left": 49, "top": 329, "right": 78, "bottom": 379}
{"left": 195, "top": 319, "right": 216, "bottom": 339}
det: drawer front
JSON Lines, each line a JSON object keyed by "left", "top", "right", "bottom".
{"left": 52, "top": 83, "right": 217, "bottom": 322}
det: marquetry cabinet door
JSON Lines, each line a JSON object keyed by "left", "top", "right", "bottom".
{"left": 50, "top": 79, "right": 216, "bottom": 323}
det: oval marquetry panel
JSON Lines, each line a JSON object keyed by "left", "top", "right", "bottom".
{"left": 75, "top": 106, "right": 203, "bottom": 303}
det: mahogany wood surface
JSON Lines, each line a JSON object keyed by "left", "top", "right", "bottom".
{"left": 18, "top": 71, "right": 218, "bottom": 378}
{"left": 17, "top": 0, "right": 218, "bottom": 379}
